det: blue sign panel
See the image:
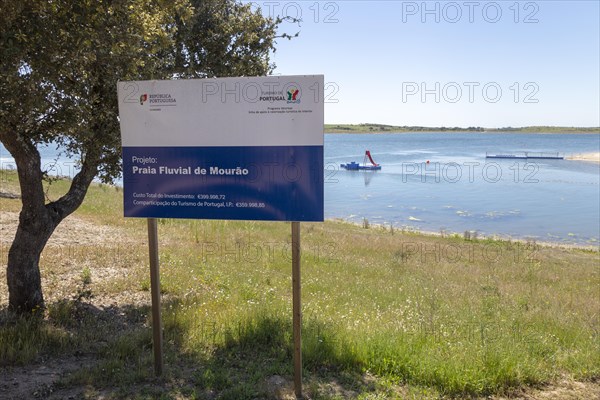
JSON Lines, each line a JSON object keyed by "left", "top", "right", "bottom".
{"left": 122, "top": 146, "right": 323, "bottom": 221}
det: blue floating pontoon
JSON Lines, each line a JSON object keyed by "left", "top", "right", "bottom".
{"left": 341, "top": 150, "right": 382, "bottom": 171}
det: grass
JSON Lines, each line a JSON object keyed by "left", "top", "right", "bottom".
{"left": 0, "top": 312, "right": 72, "bottom": 366}
{"left": 0, "top": 168, "right": 599, "bottom": 398}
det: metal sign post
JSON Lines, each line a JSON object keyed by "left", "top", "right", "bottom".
{"left": 291, "top": 221, "right": 302, "bottom": 398}
{"left": 147, "top": 218, "right": 163, "bottom": 376}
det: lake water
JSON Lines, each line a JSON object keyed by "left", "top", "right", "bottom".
{"left": 324, "top": 133, "right": 599, "bottom": 245}
{"left": 2, "top": 133, "right": 599, "bottom": 245}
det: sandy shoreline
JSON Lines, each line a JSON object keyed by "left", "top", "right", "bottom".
{"left": 332, "top": 218, "right": 599, "bottom": 251}
{"left": 566, "top": 152, "right": 600, "bottom": 163}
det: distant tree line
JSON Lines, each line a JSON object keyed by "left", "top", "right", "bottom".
{"left": 324, "top": 124, "right": 599, "bottom": 133}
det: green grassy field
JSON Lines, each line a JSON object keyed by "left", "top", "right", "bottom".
{"left": 1, "top": 169, "right": 599, "bottom": 399}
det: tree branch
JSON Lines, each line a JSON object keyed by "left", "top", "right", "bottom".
{"left": 48, "top": 150, "right": 99, "bottom": 220}
{"left": 0, "top": 131, "right": 46, "bottom": 212}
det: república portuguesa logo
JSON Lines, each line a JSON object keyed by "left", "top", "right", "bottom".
{"left": 138, "top": 92, "right": 177, "bottom": 107}
{"left": 145, "top": 93, "right": 177, "bottom": 106}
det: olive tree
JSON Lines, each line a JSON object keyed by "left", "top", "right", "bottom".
{"left": 0, "top": 0, "right": 279, "bottom": 313}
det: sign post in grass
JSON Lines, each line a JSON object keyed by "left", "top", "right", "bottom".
{"left": 118, "top": 76, "right": 324, "bottom": 396}
{"left": 291, "top": 221, "right": 302, "bottom": 397}
{"left": 147, "top": 217, "right": 163, "bottom": 376}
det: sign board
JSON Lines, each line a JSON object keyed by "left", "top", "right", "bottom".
{"left": 117, "top": 75, "right": 324, "bottom": 221}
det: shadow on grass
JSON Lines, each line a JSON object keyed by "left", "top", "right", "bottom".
{"left": 160, "top": 302, "right": 372, "bottom": 399}
{"left": 0, "top": 298, "right": 374, "bottom": 399}
{"left": 0, "top": 298, "right": 151, "bottom": 366}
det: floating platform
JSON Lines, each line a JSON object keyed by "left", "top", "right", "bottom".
{"left": 341, "top": 150, "right": 382, "bottom": 171}
{"left": 340, "top": 161, "right": 382, "bottom": 171}
{"left": 485, "top": 152, "right": 564, "bottom": 160}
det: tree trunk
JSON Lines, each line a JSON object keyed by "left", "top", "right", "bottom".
{"left": 1, "top": 132, "right": 98, "bottom": 314}
{"left": 7, "top": 207, "right": 57, "bottom": 313}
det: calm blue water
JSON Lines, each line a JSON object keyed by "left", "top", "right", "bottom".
{"left": 2, "top": 133, "right": 599, "bottom": 245}
{"left": 324, "top": 133, "right": 600, "bottom": 245}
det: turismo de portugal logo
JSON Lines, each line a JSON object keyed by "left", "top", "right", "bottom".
{"left": 283, "top": 82, "right": 301, "bottom": 104}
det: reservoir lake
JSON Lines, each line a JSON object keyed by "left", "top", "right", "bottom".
{"left": 2, "top": 132, "right": 599, "bottom": 245}
{"left": 324, "top": 133, "right": 599, "bottom": 245}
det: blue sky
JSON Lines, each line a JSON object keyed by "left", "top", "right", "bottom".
{"left": 249, "top": 1, "right": 600, "bottom": 128}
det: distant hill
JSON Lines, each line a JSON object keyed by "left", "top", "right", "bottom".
{"left": 324, "top": 124, "right": 600, "bottom": 134}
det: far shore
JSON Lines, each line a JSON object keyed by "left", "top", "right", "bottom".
{"left": 325, "top": 124, "right": 600, "bottom": 134}
{"left": 566, "top": 152, "right": 600, "bottom": 163}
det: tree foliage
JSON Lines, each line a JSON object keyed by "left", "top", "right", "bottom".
{"left": 173, "top": 0, "right": 279, "bottom": 78}
{"left": 0, "top": 0, "right": 280, "bottom": 313}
